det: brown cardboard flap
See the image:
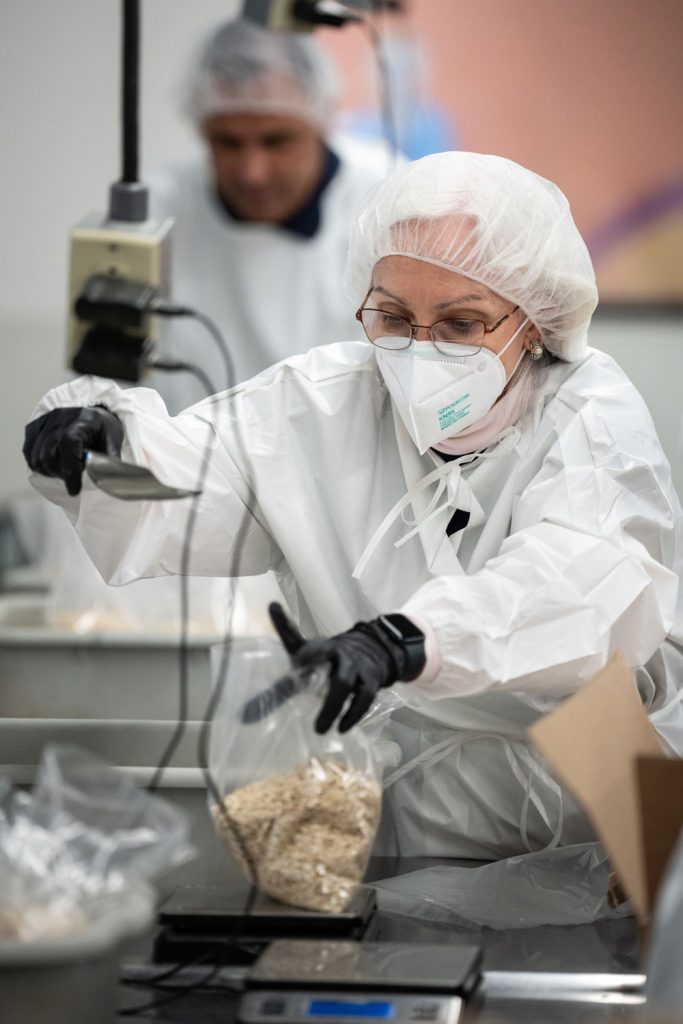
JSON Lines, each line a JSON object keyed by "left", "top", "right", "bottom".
{"left": 636, "top": 756, "right": 683, "bottom": 909}
{"left": 528, "top": 653, "right": 663, "bottom": 924}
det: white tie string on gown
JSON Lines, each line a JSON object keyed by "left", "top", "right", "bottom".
{"left": 352, "top": 427, "right": 520, "bottom": 580}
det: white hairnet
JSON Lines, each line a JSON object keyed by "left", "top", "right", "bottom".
{"left": 183, "top": 18, "right": 338, "bottom": 129}
{"left": 345, "top": 152, "right": 598, "bottom": 361}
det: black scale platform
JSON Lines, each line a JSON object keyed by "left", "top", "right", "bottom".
{"left": 153, "top": 884, "right": 379, "bottom": 965}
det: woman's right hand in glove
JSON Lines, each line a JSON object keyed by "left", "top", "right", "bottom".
{"left": 23, "top": 406, "right": 123, "bottom": 496}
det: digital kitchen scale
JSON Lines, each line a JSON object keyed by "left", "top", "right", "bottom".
{"left": 154, "top": 886, "right": 379, "bottom": 965}
{"left": 238, "top": 940, "right": 482, "bottom": 1024}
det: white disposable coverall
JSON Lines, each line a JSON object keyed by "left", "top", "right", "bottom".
{"left": 147, "top": 136, "right": 392, "bottom": 412}
{"left": 29, "top": 342, "right": 683, "bottom": 859}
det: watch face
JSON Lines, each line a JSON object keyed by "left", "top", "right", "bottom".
{"left": 378, "top": 614, "right": 426, "bottom": 682}
{"left": 381, "top": 613, "right": 425, "bottom": 642}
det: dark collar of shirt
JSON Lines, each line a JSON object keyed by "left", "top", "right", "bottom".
{"left": 432, "top": 448, "right": 474, "bottom": 537}
{"left": 215, "top": 145, "right": 341, "bottom": 239}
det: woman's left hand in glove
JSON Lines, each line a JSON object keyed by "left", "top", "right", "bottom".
{"left": 241, "top": 602, "right": 425, "bottom": 734}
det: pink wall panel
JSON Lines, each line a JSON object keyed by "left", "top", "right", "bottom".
{"left": 320, "top": 0, "right": 683, "bottom": 300}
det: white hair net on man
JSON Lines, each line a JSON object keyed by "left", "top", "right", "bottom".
{"left": 183, "top": 18, "right": 339, "bottom": 129}
{"left": 345, "top": 151, "right": 598, "bottom": 362}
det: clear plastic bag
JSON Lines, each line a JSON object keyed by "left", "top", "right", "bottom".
{"left": 0, "top": 745, "right": 193, "bottom": 941}
{"left": 370, "top": 841, "right": 633, "bottom": 930}
{"left": 208, "top": 638, "right": 387, "bottom": 913}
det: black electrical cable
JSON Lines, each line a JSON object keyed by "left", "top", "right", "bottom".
{"left": 147, "top": 309, "right": 262, "bottom": 880}
{"left": 123, "top": 970, "right": 245, "bottom": 996}
{"left": 114, "top": 353, "right": 258, "bottom": 1016}
{"left": 321, "top": 3, "right": 400, "bottom": 168}
{"left": 148, "top": 359, "right": 214, "bottom": 398}
{"left": 120, "top": 947, "right": 218, "bottom": 990}
{"left": 118, "top": 948, "right": 253, "bottom": 1019}
{"left": 365, "top": 18, "right": 400, "bottom": 167}
{"left": 288, "top": 0, "right": 402, "bottom": 170}
{"left": 153, "top": 302, "right": 231, "bottom": 393}
{"left": 142, "top": 308, "right": 262, "bottom": 971}
{"left": 144, "top": 315, "right": 236, "bottom": 788}
{"left": 118, "top": 957, "right": 225, "bottom": 1018}
{"left": 119, "top": 941, "right": 253, "bottom": 1020}
{"left": 121, "top": 0, "right": 140, "bottom": 183}
{"left": 144, "top": 357, "right": 274, "bottom": 902}
{"left": 144, "top": 361, "right": 214, "bottom": 792}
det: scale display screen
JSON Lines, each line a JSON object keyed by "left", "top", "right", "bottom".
{"left": 307, "top": 1001, "right": 395, "bottom": 1018}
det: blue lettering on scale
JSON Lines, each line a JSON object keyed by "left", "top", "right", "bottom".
{"left": 307, "top": 1002, "right": 395, "bottom": 1018}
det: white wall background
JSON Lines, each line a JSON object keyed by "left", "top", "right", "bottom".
{"left": 589, "top": 313, "right": 682, "bottom": 499}
{"left": 1, "top": 1, "right": 682, "bottom": 507}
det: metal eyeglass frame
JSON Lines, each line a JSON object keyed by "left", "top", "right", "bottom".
{"left": 355, "top": 298, "right": 520, "bottom": 355}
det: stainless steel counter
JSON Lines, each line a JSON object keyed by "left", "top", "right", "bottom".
{"left": 116, "top": 857, "right": 644, "bottom": 1022}
{"left": 116, "top": 965, "right": 646, "bottom": 1023}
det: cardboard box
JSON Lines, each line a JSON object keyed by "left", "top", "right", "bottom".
{"left": 528, "top": 654, "right": 683, "bottom": 925}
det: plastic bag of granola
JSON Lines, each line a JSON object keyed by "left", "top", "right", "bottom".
{"left": 207, "top": 637, "right": 389, "bottom": 913}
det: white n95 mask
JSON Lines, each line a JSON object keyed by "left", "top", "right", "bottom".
{"left": 375, "top": 319, "right": 528, "bottom": 454}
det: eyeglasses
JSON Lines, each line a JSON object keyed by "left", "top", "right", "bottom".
{"left": 355, "top": 302, "right": 520, "bottom": 356}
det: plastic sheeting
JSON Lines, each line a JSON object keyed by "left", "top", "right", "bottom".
{"left": 0, "top": 745, "right": 193, "bottom": 940}
{"left": 370, "top": 841, "right": 633, "bottom": 930}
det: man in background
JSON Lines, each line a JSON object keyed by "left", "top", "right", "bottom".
{"left": 149, "top": 17, "right": 394, "bottom": 412}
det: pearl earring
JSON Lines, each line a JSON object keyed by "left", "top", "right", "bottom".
{"left": 529, "top": 339, "right": 544, "bottom": 361}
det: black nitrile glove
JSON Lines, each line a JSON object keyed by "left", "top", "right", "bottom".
{"left": 242, "top": 602, "right": 425, "bottom": 734}
{"left": 23, "top": 406, "right": 124, "bottom": 497}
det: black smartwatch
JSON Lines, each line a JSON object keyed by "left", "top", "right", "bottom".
{"left": 376, "top": 612, "right": 426, "bottom": 681}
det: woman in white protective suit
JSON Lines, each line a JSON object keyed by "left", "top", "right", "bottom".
{"left": 24, "top": 152, "right": 683, "bottom": 860}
